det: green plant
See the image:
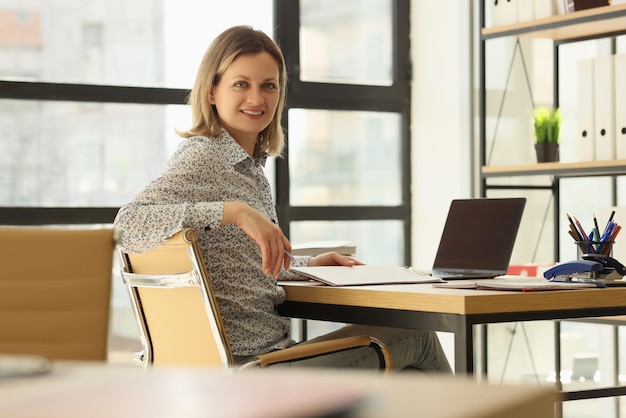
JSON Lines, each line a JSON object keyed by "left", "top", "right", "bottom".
{"left": 532, "top": 106, "right": 561, "bottom": 144}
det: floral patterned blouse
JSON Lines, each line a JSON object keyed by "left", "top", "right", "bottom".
{"left": 114, "top": 129, "right": 308, "bottom": 356}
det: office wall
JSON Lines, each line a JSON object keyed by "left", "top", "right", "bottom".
{"left": 410, "top": 0, "right": 473, "bottom": 269}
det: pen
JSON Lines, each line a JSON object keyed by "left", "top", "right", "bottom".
{"left": 597, "top": 222, "right": 616, "bottom": 255}
{"left": 569, "top": 230, "right": 587, "bottom": 253}
{"left": 573, "top": 216, "right": 587, "bottom": 243}
{"left": 604, "top": 210, "right": 616, "bottom": 234}
{"left": 603, "top": 224, "right": 622, "bottom": 255}
{"left": 284, "top": 250, "right": 296, "bottom": 262}
{"left": 593, "top": 213, "right": 600, "bottom": 240}
{"left": 567, "top": 214, "right": 583, "bottom": 241}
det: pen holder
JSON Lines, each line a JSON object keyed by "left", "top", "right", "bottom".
{"left": 575, "top": 241, "right": 614, "bottom": 260}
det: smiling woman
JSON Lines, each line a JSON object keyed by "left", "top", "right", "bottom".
{"left": 113, "top": 24, "right": 452, "bottom": 374}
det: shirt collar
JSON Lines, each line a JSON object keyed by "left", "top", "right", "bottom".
{"left": 217, "top": 129, "right": 267, "bottom": 168}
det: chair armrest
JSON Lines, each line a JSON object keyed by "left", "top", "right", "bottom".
{"left": 251, "top": 335, "right": 392, "bottom": 372}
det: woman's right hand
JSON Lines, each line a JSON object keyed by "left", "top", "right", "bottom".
{"left": 223, "top": 201, "right": 291, "bottom": 278}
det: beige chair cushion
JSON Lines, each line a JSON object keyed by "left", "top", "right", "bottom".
{"left": 0, "top": 227, "right": 115, "bottom": 361}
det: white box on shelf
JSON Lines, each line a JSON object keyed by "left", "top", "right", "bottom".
{"left": 593, "top": 55, "right": 616, "bottom": 160}
{"left": 577, "top": 58, "right": 596, "bottom": 161}
{"left": 615, "top": 54, "right": 626, "bottom": 159}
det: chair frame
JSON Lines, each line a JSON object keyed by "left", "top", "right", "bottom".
{"left": 119, "top": 229, "right": 391, "bottom": 371}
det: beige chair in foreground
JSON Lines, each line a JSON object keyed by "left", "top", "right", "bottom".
{"left": 119, "top": 228, "right": 392, "bottom": 371}
{"left": 0, "top": 227, "right": 116, "bottom": 361}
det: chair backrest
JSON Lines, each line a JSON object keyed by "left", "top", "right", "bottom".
{"left": 0, "top": 227, "right": 116, "bottom": 361}
{"left": 119, "top": 228, "right": 233, "bottom": 368}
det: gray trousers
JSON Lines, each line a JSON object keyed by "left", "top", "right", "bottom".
{"left": 265, "top": 324, "right": 452, "bottom": 373}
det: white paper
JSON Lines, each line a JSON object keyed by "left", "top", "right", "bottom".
{"left": 291, "top": 265, "right": 444, "bottom": 286}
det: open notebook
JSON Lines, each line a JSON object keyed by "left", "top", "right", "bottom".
{"left": 432, "top": 277, "right": 602, "bottom": 291}
{"left": 290, "top": 265, "right": 444, "bottom": 286}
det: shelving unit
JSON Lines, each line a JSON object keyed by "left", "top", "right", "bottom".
{"left": 478, "top": 3, "right": 626, "bottom": 260}
{"left": 478, "top": 3, "right": 626, "bottom": 414}
{"left": 482, "top": 159, "right": 626, "bottom": 178}
{"left": 482, "top": 3, "right": 626, "bottom": 41}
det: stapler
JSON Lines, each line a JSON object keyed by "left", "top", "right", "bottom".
{"left": 543, "top": 255, "right": 626, "bottom": 284}
{"left": 543, "top": 260, "right": 603, "bottom": 282}
{"left": 580, "top": 254, "right": 626, "bottom": 280}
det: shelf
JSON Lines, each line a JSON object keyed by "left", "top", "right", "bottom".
{"left": 482, "top": 160, "right": 626, "bottom": 178}
{"left": 481, "top": 4, "right": 626, "bottom": 41}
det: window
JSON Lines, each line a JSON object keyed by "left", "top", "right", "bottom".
{"left": 0, "top": 0, "right": 273, "bottom": 224}
{"left": 0, "top": 1, "right": 411, "bottom": 266}
{"left": 275, "top": 0, "right": 411, "bottom": 264}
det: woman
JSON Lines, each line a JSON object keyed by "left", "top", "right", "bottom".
{"left": 114, "top": 25, "right": 451, "bottom": 372}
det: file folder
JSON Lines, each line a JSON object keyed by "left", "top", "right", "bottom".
{"left": 616, "top": 54, "right": 626, "bottom": 159}
{"left": 534, "top": 0, "right": 556, "bottom": 19}
{"left": 594, "top": 55, "right": 616, "bottom": 160}
{"left": 492, "top": 0, "right": 518, "bottom": 26}
{"left": 556, "top": 0, "right": 575, "bottom": 14}
{"left": 517, "top": 0, "right": 534, "bottom": 22}
{"left": 578, "top": 58, "right": 595, "bottom": 161}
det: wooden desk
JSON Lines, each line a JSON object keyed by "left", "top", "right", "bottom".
{"left": 278, "top": 281, "right": 626, "bottom": 401}
{"left": 0, "top": 360, "right": 555, "bottom": 418}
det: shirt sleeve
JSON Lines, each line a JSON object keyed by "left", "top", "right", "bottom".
{"left": 114, "top": 138, "right": 225, "bottom": 253}
{"left": 279, "top": 255, "right": 312, "bottom": 281}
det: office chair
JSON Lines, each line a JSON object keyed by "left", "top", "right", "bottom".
{"left": 0, "top": 227, "right": 116, "bottom": 361}
{"left": 119, "top": 228, "right": 392, "bottom": 371}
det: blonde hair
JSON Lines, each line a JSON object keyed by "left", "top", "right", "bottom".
{"left": 178, "top": 26, "right": 287, "bottom": 157}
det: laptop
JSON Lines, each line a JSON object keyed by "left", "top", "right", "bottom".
{"left": 424, "top": 197, "right": 526, "bottom": 280}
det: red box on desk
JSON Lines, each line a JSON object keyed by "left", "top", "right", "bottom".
{"left": 507, "top": 263, "right": 556, "bottom": 278}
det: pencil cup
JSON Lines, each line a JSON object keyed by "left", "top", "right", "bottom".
{"left": 575, "top": 241, "right": 614, "bottom": 260}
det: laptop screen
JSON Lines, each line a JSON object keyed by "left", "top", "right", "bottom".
{"left": 432, "top": 198, "right": 526, "bottom": 275}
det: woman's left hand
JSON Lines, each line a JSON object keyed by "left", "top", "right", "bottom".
{"left": 308, "top": 252, "right": 364, "bottom": 267}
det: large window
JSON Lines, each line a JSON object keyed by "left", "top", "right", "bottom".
{"left": 0, "top": 0, "right": 273, "bottom": 223}
{"left": 275, "top": 0, "right": 411, "bottom": 264}
{"left": 0, "top": 0, "right": 411, "bottom": 265}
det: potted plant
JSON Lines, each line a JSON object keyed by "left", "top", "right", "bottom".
{"left": 532, "top": 106, "right": 560, "bottom": 163}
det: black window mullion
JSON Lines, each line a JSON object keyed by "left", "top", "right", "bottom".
{"left": 286, "top": 94, "right": 406, "bottom": 112}
{"left": 0, "top": 207, "right": 119, "bottom": 225}
{"left": 0, "top": 80, "right": 188, "bottom": 104}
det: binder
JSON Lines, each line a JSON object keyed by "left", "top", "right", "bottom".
{"left": 577, "top": 58, "right": 595, "bottom": 161}
{"left": 534, "top": 0, "right": 556, "bottom": 19}
{"left": 616, "top": 54, "right": 626, "bottom": 159}
{"left": 517, "top": 0, "right": 534, "bottom": 22}
{"left": 556, "top": 0, "right": 575, "bottom": 14}
{"left": 594, "top": 55, "right": 616, "bottom": 160}
{"left": 492, "top": 0, "right": 518, "bottom": 27}
{"left": 574, "top": 0, "right": 610, "bottom": 11}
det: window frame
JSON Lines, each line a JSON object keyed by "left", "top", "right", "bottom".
{"left": 273, "top": 0, "right": 412, "bottom": 263}
{"left": 0, "top": 81, "right": 188, "bottom": 224}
